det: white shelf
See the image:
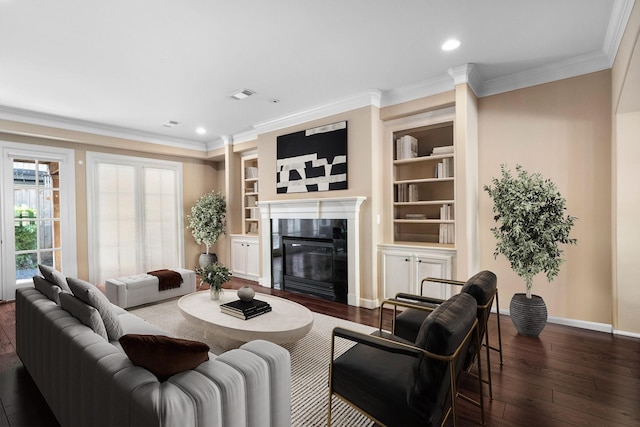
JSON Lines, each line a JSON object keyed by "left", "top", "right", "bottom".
{"left": 393, "top": 153, "right": 454, "bottom": 164}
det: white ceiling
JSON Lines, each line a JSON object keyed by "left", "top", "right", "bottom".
{"left": 0, "top": 0, "right": 634, "bottom": 151}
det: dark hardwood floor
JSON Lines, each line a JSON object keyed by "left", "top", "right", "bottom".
{"left": 1, "top": 278, "right": 639, "bottom": 426}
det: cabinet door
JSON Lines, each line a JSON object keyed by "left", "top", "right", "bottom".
{"left": 245, "top": 239, "right": 259, "bottom": 277}
{"left": 381, "top": 252, "right": 412, "bottom": 299}
{"left": 415, "top": 255, "right": 452, "bottom": 300}
{"left": 231, "top": 239, "right": 247, "bottom": 275}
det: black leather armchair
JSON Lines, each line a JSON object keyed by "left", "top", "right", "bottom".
{"left": 393, "top": 270, "right": 503, "bottom": 399}
{"left": 328, "top": 293, "right": 483, "bottom": 427}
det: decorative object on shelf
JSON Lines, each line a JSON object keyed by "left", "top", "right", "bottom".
{"left": 194, "top": 262, "right": 232, "bottom": 301}
{"left": 187, "top": 191, "right": 226, "bottom": 268}
{"left": 484, "top": 164, "right": 577, "bottom": 337}
{"left": 237, "top": 285, "right": 255, "bottom": 302}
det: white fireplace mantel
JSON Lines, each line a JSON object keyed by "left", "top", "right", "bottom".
{"left": 257, "top": 196, "right": 366, "bottom": 306}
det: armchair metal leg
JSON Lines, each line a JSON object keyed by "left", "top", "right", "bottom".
{"left": 494, "top": 289, "right": 504, "bottom": 365}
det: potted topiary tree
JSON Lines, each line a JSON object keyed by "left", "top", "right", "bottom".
{"left": 484, "top": 164, "right": 577, "bottom": 337}
{"left": 187, "top": 190, "right": 227, "bottom": 268}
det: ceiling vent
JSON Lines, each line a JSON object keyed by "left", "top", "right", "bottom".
{"left": 230, "top": 89, "right": 255, "bottom": 100}
{"left": 162, "top": 120, "right": 179, "bottom": 128}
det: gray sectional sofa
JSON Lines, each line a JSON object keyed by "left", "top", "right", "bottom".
{"left": 15, "top": 270, "right": 292, "bottom": 427}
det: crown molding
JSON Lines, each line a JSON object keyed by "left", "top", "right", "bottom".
{"left": 447, "top": 64, "right": 483, "bottom": 96}
{"left": 232, "top": 129, "right": 259, "bottom": 145}
{"left": 380, "top": 73, "right": 454, "bottom": 107}
{"left": 604, "top": 0, "right": 636, "bottom": 66}
{"left": 477, "top": 50, "right": 612, "bottom": 97}
{"left": 252, "top": 90, "right": 382, "bottom": 136}
{"left": 0, "top": 105, "right": 208, "bottom": 152}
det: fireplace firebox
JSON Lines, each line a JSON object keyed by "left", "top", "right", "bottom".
{"left": 272, "top": 219, "right": 347, "bottom": 303}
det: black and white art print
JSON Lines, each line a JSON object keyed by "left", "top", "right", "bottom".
{"left": 276, "top": 121, "right": 347, "bottom": 194}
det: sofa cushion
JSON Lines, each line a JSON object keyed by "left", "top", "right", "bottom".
{"left": 38, "top": 264, "right": 72, "bottom": 293}
{"left": 119, "top": 334, "right": 210, "bottom": 381}
{"left": 33, "top": 275, "right": 63, "bottom": 304}
{"left": 59, "top": 293, "right": 109, "bottom": 341}
{"left": 67, "top": 277, "right": 124, "bottom": 341}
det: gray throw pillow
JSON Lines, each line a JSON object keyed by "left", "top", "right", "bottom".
{"left": 67, "top": 277, "right": 123, "bottom": 341}
{"left": 59, "top": 293, "right": 109, "bottom": 341}
{"left": 38, "top": 264, "right": 72, "bottom": 293}
{"left": 33, "top": 275, "right": 63, "bottom": 305}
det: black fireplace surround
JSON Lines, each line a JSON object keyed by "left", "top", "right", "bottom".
{"left": 271, "top": 218, "right": 347, "bottom": 303}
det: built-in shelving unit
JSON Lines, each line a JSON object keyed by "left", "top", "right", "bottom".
{"left": 242, "top": 156, "right": 259, "bottom": 235}
{"left": 392, "top": 118, "right": 455, "bottom": 247}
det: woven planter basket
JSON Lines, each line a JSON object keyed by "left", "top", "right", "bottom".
{"left": 510, "top": 293, "right": 548, "bottom": 337}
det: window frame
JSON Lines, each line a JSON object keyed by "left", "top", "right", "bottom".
{"left": 0, "top": 141, "right": 77, "bottom": 300}
{"left": 85, "top": 151, "right": 184, "bottom": 284}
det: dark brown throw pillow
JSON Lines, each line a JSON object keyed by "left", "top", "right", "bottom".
{"left": 119, "top": 334, "right": 210, "bottom": 381}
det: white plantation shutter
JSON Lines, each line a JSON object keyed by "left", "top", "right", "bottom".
{"left": 143, "top": 167, "right": 180, "bottom": 271}
{"left": 87, "top": 153, "right": 183, "bottom": 285}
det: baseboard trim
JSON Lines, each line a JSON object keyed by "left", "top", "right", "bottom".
{"left": 359, "top": 298, "right": 379, "bottom": 310}
{"left": 613, "top": 329, "right": 640, "bottom": 339}
{"left": 495, "top": 308, "right": 613, "bottom": 334}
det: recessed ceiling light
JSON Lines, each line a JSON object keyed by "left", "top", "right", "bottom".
{"left": 442, "top": 39, "right": 461, "bottom": 51}
{"left": 230, "top": 89, "right": 255, "bottom": 100}
{"left": 196, "top": 127, "right": 207, "bottom": 135}
{"left": 162, "top": 120, "right": 179, "bottom": 128}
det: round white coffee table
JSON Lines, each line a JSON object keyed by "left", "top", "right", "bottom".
{"left": 178, "top": 290, "right": 314, "bottom": 349}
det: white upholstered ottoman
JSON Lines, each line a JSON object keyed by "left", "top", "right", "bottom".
{"left": 105, "top": 268, "right": 196, "bottom": 308}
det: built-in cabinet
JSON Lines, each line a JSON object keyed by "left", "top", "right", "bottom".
{"left": 242, "top": 156, "right": 259, "bottom": 235}
{"left": 390, "top": 111, "right": 456, "bottom": 247}
{"left": 230, "top": 235, "right": 259, "bottom": 281}
{"left": 379, "top": 107, "right": 461, "bottom": 301}
{"left": 379, "top": 244, "right": 454, "bottom": 300}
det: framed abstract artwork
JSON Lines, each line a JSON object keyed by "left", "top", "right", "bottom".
{"left": 276, "top": 121, "right": 347, "bottom": 194}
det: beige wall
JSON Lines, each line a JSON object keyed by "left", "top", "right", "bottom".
{"left": 0, "top": 128, "right": 218, "bottom": 282}
{"left": 257, "top": 106, "right": 379, "bottom": 301}
{"left": 478, "top": 70, "right": 612, "bottom": 324}
{"left": 612, "top": 2, "right": 640, "bottom": 333}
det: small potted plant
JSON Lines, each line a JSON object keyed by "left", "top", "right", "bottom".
{"left": 195, "top": 262, "right": 232, "bottom": 300}
{"left": 484, "top": 164, "right": 577, "bottom": 336}
{"left": 187, "top": 191, "right": 226, "bottom": 267}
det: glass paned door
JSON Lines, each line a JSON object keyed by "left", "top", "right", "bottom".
{"left": 13, "top": 159, "right": 62, "bottom": 282}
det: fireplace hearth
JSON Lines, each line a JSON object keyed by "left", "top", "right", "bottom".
{"left": 258, "top": 197, "right": 366, "bottom": 307}
{"left": 272, "top": 219, "right": 347, "bottom": 303}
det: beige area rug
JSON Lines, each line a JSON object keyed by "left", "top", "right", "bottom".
{"left": 130, "top": 297, "right": 376, "bottom": 427}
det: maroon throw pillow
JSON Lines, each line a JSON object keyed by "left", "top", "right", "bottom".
{"left": 119, "top": 334, "right": 210, "bottom": 381}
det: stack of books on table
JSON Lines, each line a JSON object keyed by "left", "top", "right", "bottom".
{"left": 220, "top": 299, "right": 272, "bottom": 320}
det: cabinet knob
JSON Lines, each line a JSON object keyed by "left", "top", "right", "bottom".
{"left": 418, "top": 259, "right": 422, "bottom": 263}
{"left": 405, "top": 258, "right": 409, "bottom": 262}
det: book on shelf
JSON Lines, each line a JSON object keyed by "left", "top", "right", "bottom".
{"left": 432, "top": 145, "right": 454, "bottom": 155}
{"left": 245, "top": 167, "right": 258, "bottom": 179}
{"left": 395, "top": 183, "right": 419, "bottom": 202}
{"left": 434, "top": 158, "right": 452, "bottom": 178}
{"left": 438, "top": 204, "right": 454, "bottom": 244}
{"left": 396, "top": 135, "right": 418, "bottom": 160}
{"left": 246, "top": 195, "right": 257, "bottom": 206}
{"left": 405, "top": 213, "right": 426, "bottom": 220}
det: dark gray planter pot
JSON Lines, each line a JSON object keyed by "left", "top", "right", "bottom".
{"left": 198, "top": 253, "right": 218, "bottom": 268}
{"left": 510, "top": 293, "right": 548, "bottom": 337}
